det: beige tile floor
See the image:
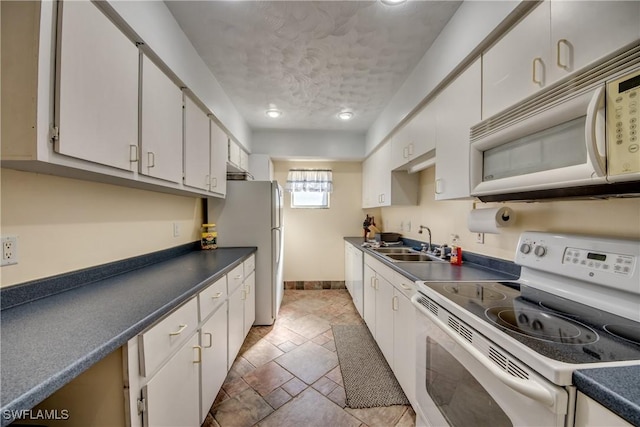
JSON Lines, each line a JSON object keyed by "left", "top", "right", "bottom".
{"left": 202, "top": 289, "right": 416, "bottom": 427}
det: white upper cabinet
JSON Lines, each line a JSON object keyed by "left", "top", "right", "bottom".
{"left": 391, "top": 102, "right": 437, "bottom": 171}
{"left": 550, "top": 1, "right": 640, "bottom": 75}
{"left": 140, "top": 54, "right": 184, "bottom": 183}
{"left": 362, "top": 142, "right": 419, "bottom": 208}
{"left": 55, "top": 0, "right": 138, "bottom": 171}
{"left": 482, "top": 2, "right": 550, "bottom": 119}
{"left": 210, "top": 121, "right": 228, "bottom": 197}
{"left": 184, "top": 96, "right": 210, "bottom": 191}
{"left": 482, "top": 0, "right": 640, "bottom": 118}
{"left": 435, "top": 58, "right": 481, "bottom": 200}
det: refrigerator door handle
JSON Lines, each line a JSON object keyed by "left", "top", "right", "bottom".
{"left": 272, "top": 227, "right": 282, "bottom": 264}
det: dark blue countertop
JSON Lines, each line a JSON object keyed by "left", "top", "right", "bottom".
{"left": 574, "top": 366, "right": 640, "bottom": 426}
{"left": 344, "top": 237, "right": 520, "bottom": 283}
{"left": 0, "top": 246, "right": 256, "bottom": 426}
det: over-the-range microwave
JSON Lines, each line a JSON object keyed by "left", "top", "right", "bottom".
{"left": 470, "top": 49, "right": 640, "bottom": 202}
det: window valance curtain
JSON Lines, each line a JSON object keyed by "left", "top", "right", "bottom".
{"left": 285, "top": 169, "right": 333, "bottom": 192}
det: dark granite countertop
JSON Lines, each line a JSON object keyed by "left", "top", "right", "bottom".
{"left": 0, "top": 246, "right": 256, "bottom": 426}
{"left": 344, "top": 237, "right": 519, "bottom": 283}
{"left": 574, "top": 366, "right": 640, "bottom": 426}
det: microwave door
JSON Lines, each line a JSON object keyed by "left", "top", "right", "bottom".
{"left": 470, "top": 89, "right": 607, "bottom": 199}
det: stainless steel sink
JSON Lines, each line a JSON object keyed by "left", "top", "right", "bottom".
{"left": 384, "top": 253, "right": 442, "bottom": 262}
{"left": 372, "top": 247, "right": 417, "bottom": 254}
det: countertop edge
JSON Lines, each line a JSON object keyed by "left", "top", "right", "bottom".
{"left": 573, "top": 368, "right": 640, "bottom": 426}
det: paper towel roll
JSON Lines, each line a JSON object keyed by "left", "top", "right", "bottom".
{"left": 467, "top": 207, "right": 515, "bottom": 234}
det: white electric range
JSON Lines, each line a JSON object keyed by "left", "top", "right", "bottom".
{"left": 412, "top": 232, "right": 640, "bottom": 427}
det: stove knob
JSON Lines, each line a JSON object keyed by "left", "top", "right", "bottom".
{"left": 532, "top": 320, "right": 543, "bottom": 331}
{"left": 519, "top": 243, "right": 532, "bottom": 254}
{"left": 534, "top": 245, "right": 547, "bottom": 257}
{"left": 518, "top": 313, "right": 529, "bottom": 324}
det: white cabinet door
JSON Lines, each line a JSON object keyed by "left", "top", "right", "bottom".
{"left": 344, "top": 242, "right": 353, "bottom": 295}
{"left": 243, "top": 271, "right": 256, "bottom": 336}
{"left": 140, "top": 55, "right": 183, "bottom": 183}
{"left": 375, "top": 275, "right": 395, "bottom": 367}
{"left": 55, "top": 0, "right": 138, "bottom": 171}
{"left": 410, "top": 101, "right": 437, "bottom": 160}
{"left": 210, "top": 121, "right": 228, "bottom": 196}
{"left": 200, "top": 305, "right": 228, "bottom": 423}
{"left": 482, "top": 2, "right": 550, "bottom": 118}
{"left": 575, "top": 392, "right": 633, "bottom": 427}
{"left": 227, "top": 284, "right": 244, "bottom": 370}
{"left": 184, "top": 96, "right": 210, "bottom": 191}
{"left": 363, "top": 264, "right": 376, "bottom": 335}
{"left": 143, "top": 333, "right": 200, "bottom": 427}
{"left": 435, "top": 58, "right": 481, "bottom": 200}
{"left": 550, "top": 1, "right": 640, "bottom": 79}
{"left": 351, "top": 248, "right": 364, "bottom": 318}
{"left": 228, "top": 140, "right": 241, "bottom": 168}
{"left": 390, "top": 123, "right": 412, "bottom": 170}
{"left": 392, "top": 290, "right": 415, "bottom": 405}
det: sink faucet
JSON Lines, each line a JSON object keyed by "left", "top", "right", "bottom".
{"left": 418, "top": 225, "right": 431, "bottom": 252}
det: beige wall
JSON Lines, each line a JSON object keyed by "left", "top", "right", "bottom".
{"left": 0, "top": 168, "right": 204, "bottom": 287}
{"left": 379, "top": 168, "right": 640, "bottom": 261}
{"left": 274, "top": 161, "right": 364, "bottom": 282}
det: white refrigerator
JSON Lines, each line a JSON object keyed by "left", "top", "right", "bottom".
{"left": 210, "top": 181, "right": 284, "bottom": 325}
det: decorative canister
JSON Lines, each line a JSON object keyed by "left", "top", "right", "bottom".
{"left": 201, "top": 223, "right": 217, "bottom": 250}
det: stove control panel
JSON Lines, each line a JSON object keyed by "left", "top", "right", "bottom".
{"left": 563, "top": 247, "right": 634, "bottom": 275}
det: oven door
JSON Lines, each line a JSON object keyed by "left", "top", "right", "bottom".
{"left": 413, "top": 294, "right": 569, "bottom": 427}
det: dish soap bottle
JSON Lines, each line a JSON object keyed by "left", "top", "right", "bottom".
{"left": 450, "top": 234, "right": 462, "bottom": 265}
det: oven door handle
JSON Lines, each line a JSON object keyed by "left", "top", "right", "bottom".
{"left": 415, "top": 301, "right": 556, "bottom": 407}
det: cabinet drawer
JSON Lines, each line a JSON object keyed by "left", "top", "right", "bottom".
{"left": 364, "top": 254, "right": 396, "bottom": 283}
{"left": 393, "top": 272, "right": 416, "bottom": 300}
{"left": 139, "top": 297, "right": 198, "bottom": 377}
{"left": 243, "top": 254, "right": 255, "bottom": 275}
{"left": 199, "top": 275, "right": 227, "bottom": 321}
{"left": 228, "top": 264, "right": 244, "bottom": 293}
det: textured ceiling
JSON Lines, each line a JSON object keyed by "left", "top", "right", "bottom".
{"left": 165, "top": 1, "right": 462, "bottom": 132}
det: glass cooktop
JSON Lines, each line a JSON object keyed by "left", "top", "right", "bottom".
{"left": 422, "top": 281, "right": 640, "bottom": 364}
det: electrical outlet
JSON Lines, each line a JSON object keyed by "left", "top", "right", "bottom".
{"left": 173, "top": 223, "right": 181, "bottom": 237}
{"left": 475, "top": 232, "right": 485, "bottom": 244}
{"left": 1, "top": 236, "right": 19, "bottom": 266}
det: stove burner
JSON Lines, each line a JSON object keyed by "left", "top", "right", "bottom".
{"left": 443, "top": 283, "right": 506, "bottom": 301}
{"left": 485, "top": 307, "right": 599, "bottom": 345}
{"left": 604, "top": 324, "right": 640, "bottom": 346}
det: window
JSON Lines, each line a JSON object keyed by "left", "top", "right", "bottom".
{"left": 285, "top": 168, "right": 333, "bottom": 209}
{"left": 291, "top": 191, "right": 330, "bottom": 208}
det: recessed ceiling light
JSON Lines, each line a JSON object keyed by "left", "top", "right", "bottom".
{"left": 265, "top": 108, "right": 282, "bottom": 118}
{"left": 338, "top": 111, "right": 353, "bottom": 121}
{"left": 380, "top": 0, "right": 407, "bottom": 5}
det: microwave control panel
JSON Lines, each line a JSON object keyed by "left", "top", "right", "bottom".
{"left": 607, "top": 68, "right": 640, "bottom": 179}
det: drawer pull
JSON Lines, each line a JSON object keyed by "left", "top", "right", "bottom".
{"left": 234, "top": 274, "right": 243, "bottom": 280}
{"left": 193, "top": 345, "right": 202, "bottom": 364}
{"left": 204, "top": 332, "right": 213, "bottom": 349}
{"left": 211, "top": 292, "right": 222, "bottom": 299}
{"left": 169, "top": 324, "right": 187, "bottom": 336}
{"left": 244, "top": 285, "right": 251, "bottom": 295}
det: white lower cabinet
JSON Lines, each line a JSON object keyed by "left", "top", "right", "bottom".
{"left": 127, "top": 255, "right": 256, "bottom": 426}
{"left": 362, "top": 254, "right": 417, "bottom": 407}
{"left": 200, "top": 305, "right": 228, "bottom": 423}
{"left": 142, "top": 333, "right": 200, "bottom": 427}
{"left": 344, "top": 242, "right": 364, "bottom": 317}
{"left": 575, "top": 392, "right": 632, "bottom": 427}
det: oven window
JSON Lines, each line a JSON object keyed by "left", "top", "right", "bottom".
{"left": 426, "top": 337, "right": 512, "bottom": 427}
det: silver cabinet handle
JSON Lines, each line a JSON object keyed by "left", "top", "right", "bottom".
{"left": 211, "top": 177, "right": 218, "bottom": 188}
{"left": 169, "top": 324, "right": 187, "bottom": 336}
{"left": 392, "top": 295, "right": 399, "bottom": 311}
{"left": 241, "top": 289, "right": 246, "bottom": 301}
{"left": 147, "top": 151, "right": 155, "bottom": 168}
{"left": 204, "top": 332, "right": 213, "bottom": 349}
{"left": 129, "top": 144, "right": 138, "bottom": 163}
{"left": 403, "top": 146, "right": 409, "bottom": 159}
{"left": 408, "top": 143, "right": 414, "bottom": 156}
{"left": 193, "top": 345, "right": 202, "bottom": 364}
{"left": 211, "top": 292, "right": 222, "bottom": 299}
{"left": 556, "top": 39, "right": 570, "bottom": 70}
{"left": 435, "top": 178, "right": 443, "bottom": 194}
{"left": 205, "top": 174, "right": 210, "bottom": 187}
{"left": 245, "top": 284, "right": 251, "bottom": 295}
{"left": 532, "top": 57, "right": 544, "bottom": 86}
